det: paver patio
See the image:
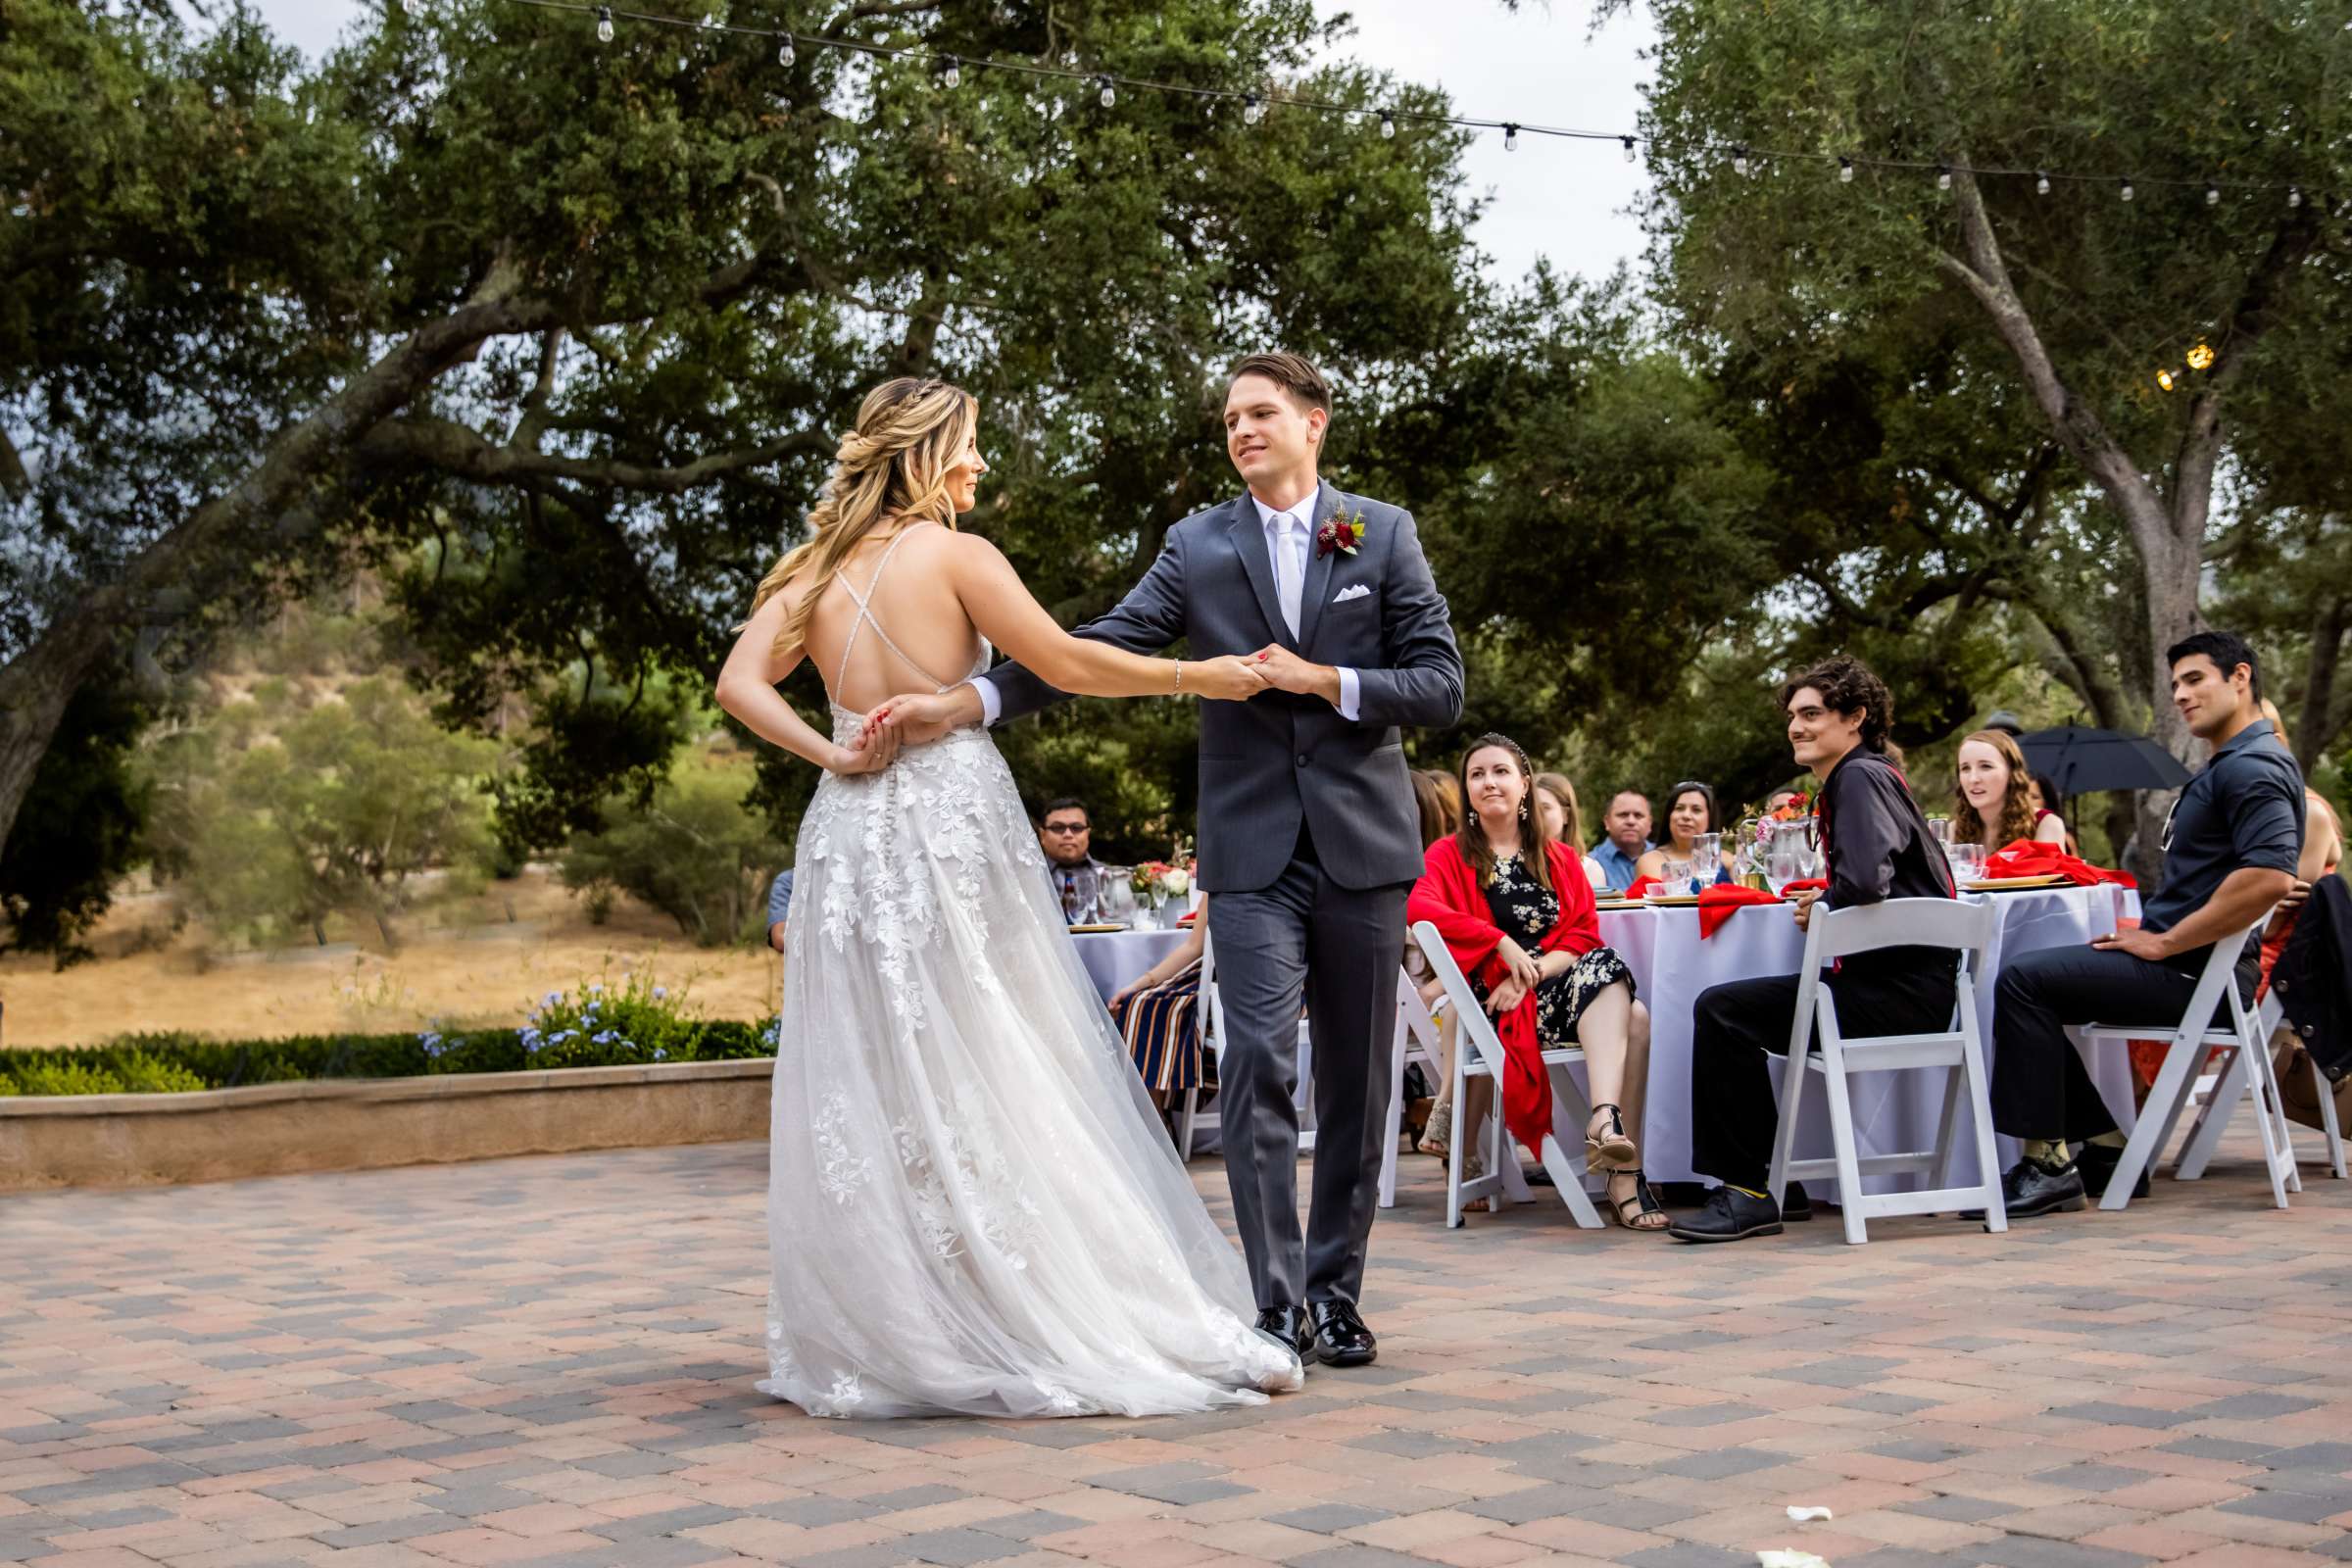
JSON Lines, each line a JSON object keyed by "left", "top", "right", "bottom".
{"left": 4, "top": 1132, "right": 2349, "bottom": 1567}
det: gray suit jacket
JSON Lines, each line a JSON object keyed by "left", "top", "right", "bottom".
{"left": 984, "top": 484, "right": 1464, "bottom": 894}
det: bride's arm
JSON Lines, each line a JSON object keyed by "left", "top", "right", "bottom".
{"left": 714, "top": 587, "right": 899, "bottom": 775}
{"left": 945, "top": 534, "right": 1266, "bottom": 702}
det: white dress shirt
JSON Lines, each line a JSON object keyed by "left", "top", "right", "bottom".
{"left": 973, "top": 485, "right": 1361, "bottom": 724}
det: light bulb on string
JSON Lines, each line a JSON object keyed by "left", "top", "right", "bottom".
{"left": 596, "top": 4, "right": 612, "bottom": 42}
{"left": 2035, "top": 170, "right": 2050, "bottom": 196}
{"left": 1097, "top": 75, "right": 1114, "bottom": 108}
{"left": 2205, "top": 184, "right": 2221, "bottom": 207}
{"left": 940, "top": 54, "right": 959, "bottom": 88}
{"left": 1242, "top": 94, "right": 1262, "bottom": 125}
{"left": 1502, "top": 122, "right": 1518, "bottom": 152}
{"left": 1936, "top": 163, "right": 1952, "bottom": 192}
{"left": 2288, "top": 186, "right": 2303, "bottom": 209}
{"left": 2186, "top": 343, "right": 2215, "bottom": 370}
{"left": 777, "top": 37, "right": 794, "bottom": 66}
{"left": 1731, "top": 142, "right": 1749, "bottom": 176}
{"left": 1380, "top": 111, "right": 1396, "bottom": 138}
{"left": 1621, "top": 134, "right": 1636, "bottom": 164}
{"left": 1344, "top": 109, "right": 1361, "bottom": 127}
{"left": 2156, "top": 368, "right": 2175, "bottom": 391}
{"left": 2120, "top": 176, "right": 2134, "bottom": 202}
{"left": 701, "top": 12, "right": 716, "bottom": 29}
{"left": 402, "top": 0, "right": 421, "bottom": 14}
{"left": 1838, "top": 156, "right": 1854, "bottom": 183}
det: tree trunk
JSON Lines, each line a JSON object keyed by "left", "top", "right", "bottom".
{"left": 2299, "top": 594, "right": 2345, "bottom": 776}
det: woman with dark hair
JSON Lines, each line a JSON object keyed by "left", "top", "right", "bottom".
{"left": 1634, "top": 780, "right": 1735, "bottom": 887}
{"left": 1407, "top": 734, "right": 1664, "bottom": 1230}
{"left": 1412, "top": 768, "right": 1462, "bottom": 847}
{"left": 2025, "top": 773, "right": 2080, "bottom": 857}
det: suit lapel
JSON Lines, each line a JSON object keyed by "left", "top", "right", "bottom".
{"left": 1226, "top": 494, "right": 1295, "bottom": 651}
{"left": 1296, "top": 483, "right": 1339, "bottom": 654}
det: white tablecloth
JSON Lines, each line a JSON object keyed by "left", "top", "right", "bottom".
{"left": 1069, "top": 928, "right": 1190, "bottom": 1003}
{"left": 1592, "top": 884, "right": 2138, "bottom": 1197}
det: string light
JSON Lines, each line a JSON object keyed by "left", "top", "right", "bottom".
{"left": 2156, "top": 368, "right": 2175, "bottom": 391}
{"left": 2186, "top": 342, "right": 2214, "bottom": 370}
{"left": 523, "top": 2, "right": 2317, "bottom": 214}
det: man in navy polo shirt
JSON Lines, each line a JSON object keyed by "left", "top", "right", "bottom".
{"left": 1987, "top": 629, "right": 2304, "bottom": 1216}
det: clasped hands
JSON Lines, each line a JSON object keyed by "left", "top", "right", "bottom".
{"left": 830, "top": 644, "right": 1329, "bottom": 774}
{"left": 1485, "top": 936, "right": 1546, "bottom": 1015}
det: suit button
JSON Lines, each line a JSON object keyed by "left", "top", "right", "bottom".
{"left": 1297, "top": 755, "right": 1310, "bottom": 767}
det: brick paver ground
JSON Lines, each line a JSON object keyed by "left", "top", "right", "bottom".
{"left": 4, "top": 1134, "right": 2349, "bottom": 1568}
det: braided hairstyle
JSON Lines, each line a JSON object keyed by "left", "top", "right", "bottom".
{"left": 745, "top": 377, "right": 978, "bottom": 658}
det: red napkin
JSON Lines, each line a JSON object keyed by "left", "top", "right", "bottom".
{"left": 1623, "top": 875, "right": 1662, "bottom": 898}
{"left": 1980, "top": 839, "right": 2137, "bottom": 889}
{"left": 1780, "top": 877, "right": 1828, "bottom": 893}
{"left": 1696, "top": 883, "right": 1783, "bottom": 939}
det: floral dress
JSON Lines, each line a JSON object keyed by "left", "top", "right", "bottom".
{"left": 1475, "top": 852, "right": 1636, "bottom": 1048}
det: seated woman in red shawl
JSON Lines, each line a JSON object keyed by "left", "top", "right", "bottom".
{"left": 1406, "top": 733, "right": 1664, "bottom": 1230}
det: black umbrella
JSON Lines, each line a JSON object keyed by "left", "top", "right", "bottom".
{"left": 2015, "top": 725, "right": 2193, "bottom": 795}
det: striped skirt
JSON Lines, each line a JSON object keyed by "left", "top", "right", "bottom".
{"left": 1108, "top": 958, "right": 1213, "bottom": 1094}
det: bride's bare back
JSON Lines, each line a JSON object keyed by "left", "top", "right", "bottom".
{"left": 796, "top": 521, "right": 984, "bottom": 713}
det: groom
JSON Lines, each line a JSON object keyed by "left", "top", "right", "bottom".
{"left": 939, "top": 353, "right": 1462, "bottom": 1367}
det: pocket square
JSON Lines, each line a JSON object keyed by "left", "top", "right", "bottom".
{"left": 1331, "top": 583, "right": 1372, "bottom": 603}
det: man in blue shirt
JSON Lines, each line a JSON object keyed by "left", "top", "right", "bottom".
{"left": 1988, "top": 630, "right": 2304, "bottom": 1216}
{"left": 1590, "top": 790, "right": 1653, "bottom": 894}
{"left": 766, "top": 867, "right": 795, "bottom": 952}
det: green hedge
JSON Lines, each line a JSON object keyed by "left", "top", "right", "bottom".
{"left": 0, "top": 1019, "right": 777, "bottom": 1098}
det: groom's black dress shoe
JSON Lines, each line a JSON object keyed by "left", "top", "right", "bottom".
{"left": 1307, "top": 1299, "right": 1378, "bottom": 1367}
{"left": 1253, "top": 1305, "right": 1312, "bottom": 1361}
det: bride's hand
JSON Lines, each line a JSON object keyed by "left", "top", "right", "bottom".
{"left": 1185, "top": 656, "right": 1272, "bottom": 701}
{"left": 826, "top": 719, "right": 902, "bottom": 776}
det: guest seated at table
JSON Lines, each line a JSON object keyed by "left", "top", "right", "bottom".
{"left": 767, "top": 866, "right": 795, "bottom": 952}
{"left": 1591, "top": 790, "right": 1652, "bottom": 894}
{"left": 1953, "top": 729, "right": 2069, "bottom": 851}
{"left": 1108, "top": 897, "right": 1213, "bottom": 1123}
{"left": 1634, "top": 782, "right": 1736, "bottom": 887}
{"left": 1409, "top": 733, "right": 1664, "bottom": 1230}
{"left": 2026, "top": 772, "right": 2081, "bottom": 856}
{"left": 1037, "top": 797, "right": 1110, "bottom": 921}
{"left": 1534, "top": 773, "right": 1607, "bottom": 892}
{"left": 1988, "top": 631, "right": 2303, "bottom": 1216}
{"left": 1670, "top": 656, "right": 1959, "bottom": 1243}
{"left": 1767, "top": 788, "right": 1802, "bottom": 813}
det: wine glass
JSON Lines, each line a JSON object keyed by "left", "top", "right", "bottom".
{"left": 1949, "top": 841, "right": 1987, "bottom": 883}
{"left": 1100, "top": 877, "right": 1138, "bottom": 930}
{"left": 1928, "top": 814, "right": 1953, "bottom": 848}
{"left": 1691, "top": 832, "right": 1722, "bottom": 888}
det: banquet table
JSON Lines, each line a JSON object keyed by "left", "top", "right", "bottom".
{"left": 1069, "top": 927, "right": 1191, "bottom": 1004}
{"left": 1590, "top": 883, "right": 2142, "bottom": 1199}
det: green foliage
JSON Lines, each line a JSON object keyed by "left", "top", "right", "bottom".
{"left": 142, "top": 674, "right": 500, "bottom": 947}
{"left": 511, "top": 972, "right": 707, "bottom": 1068}
{"left": 9, "top": 1059, "right": 127, "bottom": 1097}
{"left": 560, "top": 760, "right": 783, "bottom": 945}
{"left": 0, "top": 668, "right": 152, "bottom": 966}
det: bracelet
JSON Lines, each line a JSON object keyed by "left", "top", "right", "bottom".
{"left": 1172, "top": 660, "right": 1183, "bottom": 695}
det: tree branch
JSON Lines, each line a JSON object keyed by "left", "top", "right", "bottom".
{"left": 359, "top": 416, "right": 832, "bottom": 494}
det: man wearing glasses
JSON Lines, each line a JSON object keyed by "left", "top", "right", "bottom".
{"left": 1987, "top": 629, "right": 2304, "bottom": 1216}
{"left": 1038, "top": 798, "right": 1111, "bottom": 924}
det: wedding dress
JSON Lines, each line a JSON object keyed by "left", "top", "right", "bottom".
{"left": 760, "top": 524, "right": 1301, "bottom": 1418}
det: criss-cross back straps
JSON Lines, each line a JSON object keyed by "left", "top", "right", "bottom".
{"left": 832, "top": 521, "right": 956, "bottom": 697}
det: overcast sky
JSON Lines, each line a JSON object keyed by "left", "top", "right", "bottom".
{"left": 238, "top": 1, "right": 1655, "bottom": 288}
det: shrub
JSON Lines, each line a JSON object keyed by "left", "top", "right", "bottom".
{"left": 115, "top": 1054, "right": 211, "bottom": 1094}
{"left": 561, "top": 762, "right": 782, "bottom": 946}
{"left": 13, "top": 1059, "right": 127, "bottom": 1096}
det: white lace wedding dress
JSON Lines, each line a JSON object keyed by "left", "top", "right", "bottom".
{"left": 760, "top": 527, "right": 1300, "bottom": 1419}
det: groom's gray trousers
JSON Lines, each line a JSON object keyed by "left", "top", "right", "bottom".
{"left": 1212, "top": 816, "right": 1409, "bottom": 1310}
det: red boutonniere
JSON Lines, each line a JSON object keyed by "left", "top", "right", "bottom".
{"left": 1316, "top": 505, "right": 1367, "bottom": 560}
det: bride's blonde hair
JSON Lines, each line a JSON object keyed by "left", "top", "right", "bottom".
{"left": 747, "top": 377, "right": 979, "bottom": 657}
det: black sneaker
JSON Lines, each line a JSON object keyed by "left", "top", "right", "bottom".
{"left": 2074, "top": 1141, "right": 2150, "bottom": 1202}
{"left": 1998, "top": 1154, "right": 2086, "bottom": 1219}
{"left": 1667, "top": 1185, "right": 1785, "bottom": 1244}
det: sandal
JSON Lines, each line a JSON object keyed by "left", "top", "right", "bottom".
{"left": 1586, "top": 1103, "right": 1639, "bottom": 1171}
{"left": 1607, "top": 1168, "right": 1669, "bottom": 1232}
{"left": 1417, "top": 1099, "right": 1453, "bottom": 1159}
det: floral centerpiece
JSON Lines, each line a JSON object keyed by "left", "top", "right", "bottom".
{"left": 1733, "top": 791, "right": 1812, "bottom": 887}
{"left": 1130, "top": 859, "right": 1191, "bottom": 910}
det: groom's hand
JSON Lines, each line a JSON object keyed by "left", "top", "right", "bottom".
{"left": 1249, "top": 645, "right": 1341, "bottom": 705}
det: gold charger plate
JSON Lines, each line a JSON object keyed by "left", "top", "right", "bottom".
{"left": 1066, "top": 923, "right": 1128, "bottom": 934}
{"left": 1964, "top": 873, "right": 2070, "bottom": 891}
{"left": 1642, "top": 893, "right": 1704, "bottom": 906}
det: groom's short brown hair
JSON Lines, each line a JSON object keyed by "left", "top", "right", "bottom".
{"left": 1228, "top": 352, "right": 1330, "bottom": 415}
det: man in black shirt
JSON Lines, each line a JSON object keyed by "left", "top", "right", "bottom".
{"left": 1987, "top": 630, "right": 2304, "bottom": 1215}
{"left": 1671, "top": 656, "right": 1958, "bottom": 1243}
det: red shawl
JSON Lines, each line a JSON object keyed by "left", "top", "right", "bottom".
{"left": 1406, "top": 837, "right": 1598, "bottom": 1155}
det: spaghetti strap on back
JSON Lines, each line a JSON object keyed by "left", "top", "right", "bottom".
{"left": 830, "top": 522, "right": 957, "bottom": 703}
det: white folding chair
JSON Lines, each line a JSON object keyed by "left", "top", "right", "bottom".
{"left": 2167, "top": 992, "right": 2347, "bottom": 1184}
{"left": 1183, "top": 933, "right": 1313, "bottom": 1161}
{"left": 1379, "top": 967, "right": 1448, "bottom": 1208}
{"left": 2073, "top": 914, "right": 2299, "bottom": 1209}
{"left": 1408, "top": 921, "right": 1601, "bottom": 1230}
{"left": 1765, "top": 896, "right": 2005, "bottom": 1246}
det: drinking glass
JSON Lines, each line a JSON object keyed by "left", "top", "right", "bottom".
{"left": 1768, "top": 841, "right": 1800, "bottom": 893}
{"left": 1691, "top": 832, "right": 1722, "bottom": 887}
{"left": 1928, "top": 815, "right": 1953, "bottom": 847}
{"left": 1100, "top": 877, "right": 1138, "bottom": 929}
{"left": 1658, "top": 857, "right": 1693, "bottom": 898}
{"left": 1949, "top": 842, "right": 1987, "bottom": 882}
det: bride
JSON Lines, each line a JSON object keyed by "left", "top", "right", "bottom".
{"left": 714, "top": 376, "right": 1304, "bottom": 1418}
